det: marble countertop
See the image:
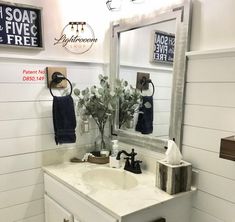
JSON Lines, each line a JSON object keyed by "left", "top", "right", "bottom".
{"left": 43, "top": 162, "right": 195, "bottom": 219}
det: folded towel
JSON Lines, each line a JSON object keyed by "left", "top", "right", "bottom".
{"left": 135, "top": 96, "right": 153, "bottom": 134}
{"left": 52, "top": 95, "right": 76, "bottom": 145}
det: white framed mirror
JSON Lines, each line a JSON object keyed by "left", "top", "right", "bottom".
{"left": 110, "top": 0, "right": 192, "bottom": 151}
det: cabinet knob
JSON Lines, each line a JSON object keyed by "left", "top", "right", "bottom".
{"left": 64, "top": 219, "right": 69, "bottom": 222}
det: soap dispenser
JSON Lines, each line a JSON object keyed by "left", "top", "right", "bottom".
{"left": 109, "top": 140, "right": 121, "bottom": 168}
{"left": 112, "top": 140, "right": 119, "bottom": 156}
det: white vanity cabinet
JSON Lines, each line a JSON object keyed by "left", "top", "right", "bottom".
{"left": 44, "top": 173, "right": 118, "bottom": 222}
{"left": 45, "top": 195, "right": 73, "bottom": 222}
{"left": 43, "top": 163, "right": 194, "bottom": 222}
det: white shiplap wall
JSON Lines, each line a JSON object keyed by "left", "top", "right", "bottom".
{"left": 0, "top": 58, "right": 105, "bottom": 222}
{"left": 120, "top": 65, "right": 172, "bottom": 138}
{"left": 0, "top": 0, "right": 108, "bottom": 221}
{"left": 182, "top": 0, "right": 235, "bottom": 220}
{"left": 183, "top": 52, "right": 235, "bottom": 222}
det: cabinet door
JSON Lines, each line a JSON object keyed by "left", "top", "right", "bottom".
{"left": 44, "top": 174, "right": 118, "bottom": 222}
{"left": 45, "top": 194, "right": 73, "bottom": 222}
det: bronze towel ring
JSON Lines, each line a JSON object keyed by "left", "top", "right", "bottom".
{"left": 140, "top": 76, "right": 155, "bottom": 97}
{"left": 49, "top": 72, "right": 73, "bottom": 97}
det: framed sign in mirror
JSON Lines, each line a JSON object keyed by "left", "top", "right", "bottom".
{"left": 0, "top": 1, "right": 43, "bottom": 49}
{"left": 152, "top": 30, "right": 175, "bottom": 64}
{"left": 110, "top": 0, "right": 192, "bottom": 151}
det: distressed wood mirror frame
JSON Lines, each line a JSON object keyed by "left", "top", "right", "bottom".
{"left": 110, "top": 0, "right": 192, "bottom": 152}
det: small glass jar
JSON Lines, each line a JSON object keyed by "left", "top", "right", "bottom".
{"left": 94, "top": 133, "right": 111, "bottom": 156}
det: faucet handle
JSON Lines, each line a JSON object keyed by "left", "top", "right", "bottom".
{"left": 124, "top": 157, "right": 130, "bottom": 166}
{"left": 135, "top": 160, "right": 142, "bottom": 165}
{"left": 124, "top": 157, "right": 131, "bottom": 170}
{"left": 134, "top": 160, "right": 142, "bottom": 174}
{"left": 131, "top": 149, "right": 137, "bottom": 156}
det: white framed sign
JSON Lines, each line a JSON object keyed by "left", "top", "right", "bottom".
{"left": 0, "top": 1, "right": 43, "bottom": 49}
{"left": 152, "top": 30, "right": 175, "bottom": 64}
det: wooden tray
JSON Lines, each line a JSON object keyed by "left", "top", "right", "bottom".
{"left": 88, "top": 156, "right": 109, "bottom": 164}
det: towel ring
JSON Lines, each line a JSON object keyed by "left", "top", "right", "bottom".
{"left": 49, "top": 72, "right": 73, "bottom": 97}
{"left": 140, "top": 77, "right": 155, "bottom": 97}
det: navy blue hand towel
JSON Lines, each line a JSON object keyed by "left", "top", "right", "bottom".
{"left": 52, "top": 95, "right": 76, "bottom": 145}
{"left": 135, "top": 96, "right": 153, "bottom": 134}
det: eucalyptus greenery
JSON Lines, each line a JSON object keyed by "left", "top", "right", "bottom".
{"left": 115, "top": 79, "right": 142, "bottom": 129}
{"left": 73, "top": 75, "right": 116, "bottom": 150}
{"left": 73, "top": 75, "right": 141, "bottom": 150}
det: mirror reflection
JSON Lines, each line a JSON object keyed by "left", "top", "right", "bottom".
{"left": 118, "top": 20, "right": 176, "bottom": 139}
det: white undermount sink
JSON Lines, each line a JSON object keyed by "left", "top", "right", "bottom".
{"left": 81, "top": 168, "right": 138, "bottom": 190}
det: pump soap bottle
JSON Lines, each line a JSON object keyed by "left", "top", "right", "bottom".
{"left": 109, "top": 140, "right": 121, "bottom": 168}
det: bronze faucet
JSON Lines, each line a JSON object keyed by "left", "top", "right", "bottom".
{"left": 116, "top": 149, "right": 142, "bottom": 174}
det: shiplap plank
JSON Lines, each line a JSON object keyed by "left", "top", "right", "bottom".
{"left": 151, "top": 72, "right": 173, "bottom": 87}
{"left": 187, "top": 57, "right": 235, "bottom": 82}
{"left": 0, "top": 83, "right": 90, "bottom": 102}
{"left": 153, "top": 112, "right": 170, "bottom": 125}
{"left": 143, "top": 86, "right": 171, "bottom": 100}
{"left": 0, "top": 118, "right": 53, "bottom": 139}
{"left": 190, "top": 208, "right": 223, "bottom": 222}
{"left": 184, "top": 105, "right": 235, "bottom": 132}
{"left": 185, "top": 83, "right": 235, "bottom": 107}
{"left": 0, "top": 61, "right": 103, "bottom": 85}
{"left": 153, "top": 100, "right": 171, "bottom": 112}
{"left": 0, "top": 184, "right": 44, "bottom": 209}
{"left": 0, "top": 101, "right": 52, "bottom": 120}
{"left": 0, "top": 134, "right": 58, "bottom": 157}
{"left": 182, "top": 125, "right": 233, "bottom": 153}
{"left": 67, "top": 66, "right": 102, "bottom": 85}
{"left": 124, "top": 124, "right": 169, "bottom": 136}
{"left": 124, "top": 124, "right": 169, "bottom": 137}
{"left": 0, "top": 168, "right": 43, "bottom": 192}
{"left": 0, "top": 63, "right": 47, "bottom": 84}
{"left": 182, "top": 145, "right": 235, "bottom": 180}
{"left": 0, "top": 126, "right": 97, "bottom": 157}
{"left": 15, "top": 214, "right": 45, "bottom": 222}
{"left": 0, "top": 152, "right": 44, "bottom": 175}
{"left": 0, "top": 110, "right": 100, "bottom": 143}
{"left": 193, "top": 191, "right": 235, "bottom": 222}
{"left": 0, "top": 84, "right": 51, "bottom": 102}
{"left": 0, "top": 148, "right": 78, "bottom": 175}
{"left": 152, "top": 124, "right": 169, "bottom": 137}
{"left": 196, "top": 170, "right": 235, "bottom": 203}
{"left": 0, "top": 199, "right": 44, "bottom": 222}
{"left": 120, "top": 67, "right": 172, "bottom": 87}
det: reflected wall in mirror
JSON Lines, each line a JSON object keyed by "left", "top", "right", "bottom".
{"left": 119, "top": 20, "right": 176, "bottom": 139}
{"left": 110, "top": 0, "right": 192, "bottom": 151}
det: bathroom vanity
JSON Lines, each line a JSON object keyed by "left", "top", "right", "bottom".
{"left": 43, "top": 162, "right": 195, "bottom": 222}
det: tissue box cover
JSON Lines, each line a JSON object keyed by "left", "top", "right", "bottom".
{"left": 156, "top": 160, "right": 192, "bottom": 195}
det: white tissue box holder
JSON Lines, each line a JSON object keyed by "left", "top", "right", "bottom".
{"left": 155, "top": 159, "right": 192, "bottom": 195}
